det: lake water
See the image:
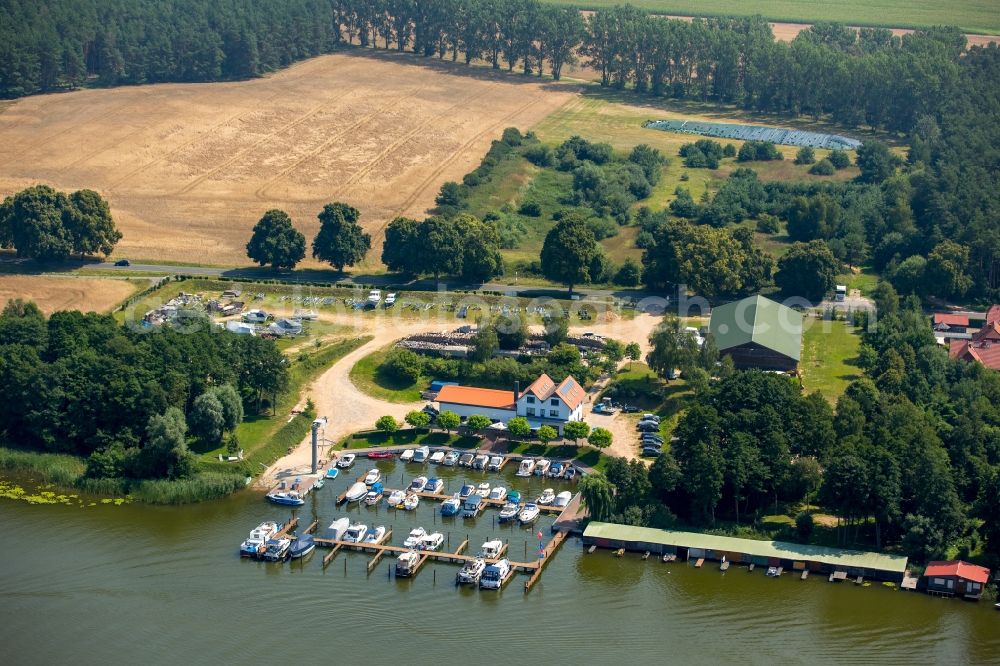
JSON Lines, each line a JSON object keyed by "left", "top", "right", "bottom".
{"left": 3, "top": 459, "right": 998, "bottom": 665}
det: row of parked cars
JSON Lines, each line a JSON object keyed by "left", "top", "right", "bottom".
{"left": 637, "top": 413, "right": 665, "bottom": 457}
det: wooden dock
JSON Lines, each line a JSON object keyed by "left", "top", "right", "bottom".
{"left": 272, "top": 516, "right": 299, "bottom": 539}
{"left": 900, "top": 573, "right": 918, "bottom": 591}
{"left": 377, "top": 486, "right": 566, "bottom": 514}
{"left": 364, "top": 529, "right": 393, "bottom": 572}
{"left": 695, "top": 558, "right": 704, "bottom": 568}
{"left": 523, "top": 530, "right": 569, "bottom": 592}
{"left": 314, "top": 537, "right": 542, "bottom": 572}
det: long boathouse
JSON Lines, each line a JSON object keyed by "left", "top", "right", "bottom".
{"left": 583, "top": 522, "right": 909, "bottom": 583}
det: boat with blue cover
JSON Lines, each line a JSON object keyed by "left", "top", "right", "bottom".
{"left": 289, "top": 534, "right": 315, "bottom": 559}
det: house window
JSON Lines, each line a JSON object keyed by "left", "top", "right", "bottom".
{"left": 549, "top": 409, "right": 559, "bottom": 417}
{"left": 969, "top": 582, "right": 981, "bottom": 591}
{"left": 550, "top": 398, "right": 559, "bottom": 406}
{"left": 526, "top": 396, "right": 535, "bottom": 404}
{"left": 933, "top": 578, "right": 946, "bottom": 586}
{"left": 526, "top": 408, "right": 535, "bottom": 416}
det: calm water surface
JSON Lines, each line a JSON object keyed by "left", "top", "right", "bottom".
{"left": 3, "top": 459, "right": 998, "bottom": 665}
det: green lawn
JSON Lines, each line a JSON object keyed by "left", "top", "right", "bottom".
{"left": 799, "top": 318, "right": 862, "bottom": 401}
{"left": 342, "top": 428, "right": 481, "bottom": 449}
{"left": 349, "top": 347, "right": 426, "bottom": 403}
{"left": 539, "top": 0, "right": 1000, "bottom": 34}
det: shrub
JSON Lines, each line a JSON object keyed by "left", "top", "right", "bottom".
{"left": 524, "top": 145, "right": 554, "bottom": 167}
{"left": 794, "top": 146, "right": 816, "bottom": 165}
{"left": 723, "top": 143, "right": 737, "bottom": 157}
{"left": 829, "top": 149, "right": 851, "bottom": 169}
{"left": 737, "top": 140, "right": 783, "bottom": 162}
{"left": 795, "top": 511, "right": 815, "bottom": 540}
{"left": 383, "top": 347, "right": 424, "bottom": 383}
{"left": 501, "top": 127, "right": 523, "bottom": 146}
{"left": 615, "top": 258, "right": 642, "bottom": 286}
{"left": 809, "top": 159, "right": 835, "bottom": 176}
{"left": 756, "top": 214, "right": 782, "bottom": 234}
{"left": 519, "top": 201, "right": 542, "bottom": 217}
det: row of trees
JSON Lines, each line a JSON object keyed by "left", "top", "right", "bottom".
{"left": 3, "top": 1, "right": 970, "bottom": 136}
{"left": 583, "top": 285, "right": 1000, "bottom": 563}
{"left": 1, "top": 185, "right": 121, "bottom": 260}
{"left": 246, "top": 202, "right": 370, "bottom": 271}
{"left": 381, "top": 214, "right": 503, "bottom": 282}
{"left": 0, "top": 299, "right": 287, "bottom": 479}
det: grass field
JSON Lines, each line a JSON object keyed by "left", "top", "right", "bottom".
{"left": 349, "top": 347, "right": 426, "bottom": 403}
{"left": 0, "top": 275, "right": 146, "bottom": 314}
{"left": 0, "top": 50, "right": 572, "bottom": 267}
{"left": 799, "top": 317, "right": 862, "bottom": 401}
{"left": 542, "top": 0, "right": 1000, "bottom": 35}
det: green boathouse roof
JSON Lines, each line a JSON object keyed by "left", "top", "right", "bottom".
{"left": 709, "top": 295, "right": 803, "bottom": 361}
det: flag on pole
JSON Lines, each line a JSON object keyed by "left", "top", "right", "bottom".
{"left": 537, "top": 531, "right": 544, "bottom": 540}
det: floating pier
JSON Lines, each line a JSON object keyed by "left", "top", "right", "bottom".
{"left": 523, "top": 530, "right": 568, "bottom": 592}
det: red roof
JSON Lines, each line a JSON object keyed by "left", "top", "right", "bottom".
{"left": 924, "top": 560, "right": 990, "bottom": 584}
{"left": 933, "top": 313, "right": 969, "bottom": 327}
{"left": 522, "top": 373, "right": 586, "bottom": 411}
{"left": 950, "top": 339, "right": 1000, "bottom": 371}
{"left": 436, "top": 385, "right": 514, "bottom": 410}
{"left": 987, "top": 304, "right": 1000, "bottom": 325}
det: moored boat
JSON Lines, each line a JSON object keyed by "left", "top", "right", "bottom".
{"left": 516, "top": 459, "right": 535, "bottom": 477}
{"left": 459, "top": 483, "right": 476, "bottom": 500}
{"left": 409, "top": 476, "right": 428, "bottom": 493}
{"left": 403, "top": 527, "right": 427, "bottom": 548}
{"left": 325, "top": 517, "right": 350, "bottom": 541}
{"left": 476, "top": 482, "right": 491, "bottom": 498}
{"left": 345, "top": 482, "right": 368, "bottom": 502}
{"left": 363, "top": 525, "right": 386, "bottom": 544}
{"left": 420, "top": 532, "right": 445, "bottom": 551}
{"left": 488, "top": 486, "right": 507, "bottom": 502}
{"left": 267, "top": 490, "right": 304, "bottom": 506}
{"left": 518, "top": 503, "right": 540, "bottom": 524}
{"left": 481, "top": 539, "right": 503, "bottom": 559}
{"left": 240, "top": 521, "right": 280, "bottom": 557}
{"left": 400, "top": 448, "right": 415, "bottom": 461}
{"left": 441, "top": 495, "right": 461, "bottom": 516}
{"left": 363, "top": 482, "right": 384, "bottom": 505}
{"left": 403, "top": 493, "right": 420, "bottom": 510}
{"left": 367, "top": 451, "right": 394, "bottom": 459}
{"left": 396, "top": 550, "right": 420, "bottom": 577}
{"left": 472, "top": 454, "right": 488, "bottom": 469}
{"left": 425, "top": 477, "right": 444, "bottom": 494}
{"left": 262, "top": 537, "right": 291, "bottom": 561}
{"left": 462, "top": 494, "right": 484, "bottom": 518}
{"left": 412, "top": 446, "right": 430, "bottom": 463}
{"left": 336, "top": 453, "right": 356, "bottom": 468}
{"left": 534, "top": 459, "right": 551, "bottom": 476}
{"left": 564, "top": 466, "right": 577, "bottom": 481}
{"left": 363, "top": 468, "right": 381, "bottom": 485}
{"left": 324, "top": 467, "right": 339, "bottom": 480}
{"left": 536, "top": 488, "right": 556, "bottom": 505}
{"left": 548, "top": 462, "right": 563, "bottom": 478}
{"left": 456, "top": 558, "right": 486, "bottom": 585}
{"left": 480, "top": 559, "right": 512, "bottom": 590}
{"left": 442, "top": 452, "right": 459, "bottom": 466}
{"left": 343, "top": 523, "right": 368, "bottom": 543}
{"left": 498, "top": 502, "right": 519, "bottom": 523}
{"left": 429, "top": 451, "right": 445, "bottom": 464}
{"left": 458, "top": 453, "right": 475, "bottom": 467}
{"left": 289, "top": 534, "right": 315, "bottom": 559}
{"left": 553, "top": 491, "right": 572, "bottom": 508}
{"left": 386, "top": 489, "right": 406, "bottom": 507}
{"left": 487, "top": 455, "right": 504, "bottom": 471}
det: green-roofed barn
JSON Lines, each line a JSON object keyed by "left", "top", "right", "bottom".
{"left": 709, "top": 295, "right": 803, "bottom": 372}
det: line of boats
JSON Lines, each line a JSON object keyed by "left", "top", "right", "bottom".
{"left": 239, "top": 521, "right": 317, "bottom": 561}
{"left": 333, "top": 445, "right": 579, "bottom": 481}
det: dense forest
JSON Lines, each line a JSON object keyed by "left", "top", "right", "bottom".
{"left": 582, "top": 286, "right": 1000, "bottom": 564}
{"left": 0, "top": 300, "right": 287, "bottom": 482}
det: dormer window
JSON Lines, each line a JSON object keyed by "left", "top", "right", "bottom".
{"left": 527, "top": 396, "right": 535, "bottom": 404}
{"left": 550, "top": 398, "right": 559, "bottom": 406}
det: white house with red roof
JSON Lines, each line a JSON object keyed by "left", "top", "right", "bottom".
{"left": 435, "top": 373, "right": 586, "bottom": 433}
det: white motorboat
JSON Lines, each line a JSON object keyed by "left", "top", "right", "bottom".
{"left": 472, "top": 454, "right": 488, "bottom": 469}
{"left": 462, "top": 495, "right": 484, "bottom": 518}
{"left": 498, "top": 502, "right": 519, "bottom": 523}
{"left": 240, "top": 521, "right": 280, "bottom": 557}
{"left": 345, "top": 482, "right": 368, "bottom": 502}
{"left": 266, "top": 490, "right": 305, "bottom": 506}
{"left": 403, "top": 527, "right": 427, "bottom": 549}
{"left": 536, "top": 488, "right": 556, "bottom": 505}
{"left": 262, "top": 537, "right": 292, "bottom": 562}
{"left": 518, "top": 503, "right": 540, "bottom": 524}
{"left": 429, "top": 451, "right": 445, "bottom": 464}
{"left": 425, "top": 478, "right": 444, "bottom": 494}
{"left": 516, "top": 459, "right": 535, "bottom": 476}
{"left": 325, "top": 517, "right": 350, "bottom": 541}
{"left": 442, "top": 452, "right": 459, "bottom": 466}
{"left": 548, "top": 462, "right": 564, "bottom": 478}
{"left": 534, "top": 459, "right": 551, "bottom": 476}
{"left": 458, "top": 453, "right": 475, "bottom": 467}
{"left": 481, "top": 540, "right": 504, "bottom": 559}
{"left": 336, "top": 453, "right": 356, "bottom": 468}
{"left": 400, "top": 448, "right": 415, "bottom": 462}
{"left": 364, "top": 468, "right": 381, "bottom": 485}
{"left": 386, "top": 489, "right": 406, "bottom": 507}
{"left": 488, "top": 486, "right": 507, "bottom": 502}
{"left": 363, "top": 525, "right": 386, "bottom": 544}
{"left": 480, "top": 559, "right": 511, "bottom": 590}
{"left": 456, "top": 558, "right": 486, "bottom": 585}
{"left": 420, "top": 532, "right": 445, "bottom": 551}
{"left": 487, "top": 456, "right": 504, "bottom": 471}
{"left": 343, "top": 522, "right": 368, "bottom": 543}
{"left": 409, "top": 476, "right": 428, "bottom": 493}
{"left": 441, "top": 495, "right": 461, "bottom": 516}
{"left": 396, "top": 550, "right": 420, "bottom": 577}
{"left": 413, "top": 446, "right": 430, "bottom": 463}
{"left": 403, "top": 493, "right": 420, "bottom": 510}
{"left": 363, "top": 488, "right": 383, "bottom": 505}
{"left": 384, "top": 293, "right": 397, "bottom": 307}
{"left": 553, "top": 491, "right": 572, "bottom": 508}
{"left": 476, "top": 482, "right": 491, "bottom": 498}
{"left": 367, "top": 289, "right": 382, "bottom": 306}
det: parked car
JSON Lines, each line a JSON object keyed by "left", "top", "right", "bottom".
{"left": 422, "top": 404, "right": 439, "bottom": 418}
{"left": 641, "top": 440, "right": 662, "bottom": 450}
{"left": 641, "top": 435, "right": 664, "bottom": 445}
{"left": 641, "top": 446, "right": 662, "bottom": 457}
{"left": 621, "top": 404, "right": 639, "bottom": 413}
{"left": 642, "top": 414, "right": 660, "bottom": 423}
{"left": 114, "top": 259, "right": 130, "bottom": 267}
{"left": 637, "top": 422, "right": 660, "bottom": 433}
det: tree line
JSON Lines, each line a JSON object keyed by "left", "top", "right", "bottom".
{"left": 0, "top": 300, "right": 287, "bottom": 481}
{"left": 1, "top": 0, "right": 971, "bottom": 136}
{"left": 246, "top": 202, "right": 371, "bottom": 272}
{"left": 1, "top": 185, "right": 122, "bottom": 260}
{"left": 582, "top": 287, "right": 1000, "bottom": 564}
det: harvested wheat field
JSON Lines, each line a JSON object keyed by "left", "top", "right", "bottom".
{"left": 0, "top": 275, "right": 141, "bottom": 314}
{"left": 0, "top": 50, "right": 574, "bottom": 266}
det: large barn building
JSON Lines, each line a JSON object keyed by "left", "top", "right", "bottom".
{"left": 709, "top": 295, "right": 803, "bottom": 372}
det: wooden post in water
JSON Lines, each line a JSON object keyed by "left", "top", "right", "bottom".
{"left": 344, "top": 558, "right": 347, "bottom": 575}
{"left": 388, "top": 564, "right": 391, "bottom": 580}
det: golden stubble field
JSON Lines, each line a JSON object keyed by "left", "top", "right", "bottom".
{"left": 0, "top": 51, "right": 574, "bottom": 266}
{"left": 0, "top": 275, "right": 141, "bottom": 314}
